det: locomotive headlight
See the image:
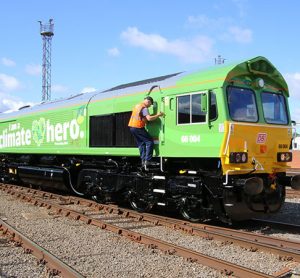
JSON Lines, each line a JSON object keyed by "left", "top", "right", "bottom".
{"left": 235, "top": 153, "right": 241, "bottom": 163}
{"left": 277, "top": 152, "right": 292, "bottom": 162}
{"left": 254, "top": 78, "right": 264, "bottom": 89}
{"left": 241, "top": 153, "right": 247, "bottom": 163}
{"left": 229, "top": 152, "right": 248, "bottom": 163}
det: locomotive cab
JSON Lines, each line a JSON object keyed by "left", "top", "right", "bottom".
{"left": 218, "top": 57, "right": 293, "bottom": 220}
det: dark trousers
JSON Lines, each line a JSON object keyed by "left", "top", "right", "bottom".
{"left": 129, "top": 127, "right": 154, "bottom": 162}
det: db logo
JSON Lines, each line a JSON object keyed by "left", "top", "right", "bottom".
{"left": 256, "top": 133, "right": 267, "bottom": 144}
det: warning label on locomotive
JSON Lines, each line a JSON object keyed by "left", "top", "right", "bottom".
{"left": 256, "top": 133, "right": 267, "bottom": 144}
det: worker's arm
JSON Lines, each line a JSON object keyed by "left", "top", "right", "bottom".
{"left": 145, "top": 112, "right": 164, "bottom": 122}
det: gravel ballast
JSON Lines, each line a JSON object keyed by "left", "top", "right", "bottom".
{"left": 254, "top": 198, "right": 300, "bottom": 242}
{"left": 0, "top": 192, "right": 224, "bottom": 278}
{"left": 0, "top": 190, "right": 299, "bottom": 277}
{"left": 0, "top": 232, "right": 48, "bottom": 277}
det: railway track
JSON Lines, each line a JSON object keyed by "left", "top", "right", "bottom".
{"left": 285, "top": 168, "right": 300, "bottom": 198}
{"left": 250, "top": 218, "right": 300, "bottom": 234}
{"left": 0, "top": 183, "right": 299, "bottom": 277}
{"left": 286, "top": 168, "right": 300, "bottom": 176}
{"left": 3, "top": 183, "right": 300, "bottom": 259}
{"left": 0, "top": 219, "right": 84, "bottom": 278}
{"left": 286, "top": 188, "right": 300, "bottom": 199}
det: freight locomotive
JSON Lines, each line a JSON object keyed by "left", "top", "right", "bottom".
{"left": 1, "top": 56, "right": 299, "bottom": 223}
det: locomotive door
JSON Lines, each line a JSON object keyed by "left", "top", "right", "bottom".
{"left": 146, "top": 85, "right": 165, "bottom": 157}
{"left": 161, "top": 91, "right": 212, "bottom": 158}
{"left": 160, "top": 96, "right": 165, "bottom": 145}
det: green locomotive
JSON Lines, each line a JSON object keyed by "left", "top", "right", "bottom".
{"left": 0, "top": 56, "right": 298, "bottom": 223}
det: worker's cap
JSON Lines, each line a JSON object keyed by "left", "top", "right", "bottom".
{"left": 144, "top": 96, "right": 154, "bottom": 105}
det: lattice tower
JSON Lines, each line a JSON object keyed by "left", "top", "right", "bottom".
{"left": 38, "top": 19, "right": 54, "bottom": 101}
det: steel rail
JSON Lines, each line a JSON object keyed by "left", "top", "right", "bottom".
{"left": 251, "top": 219, "right": 300, "bottom": 234}
{"left": 286, "top": 169, "right": 300, "bottom": 176}
{"left": 2, "top": 183, "right": 300, "bottom": 261}
{"left": 286, "top": 188, "right": 300, "bottom": 198}
{"left": 0, "top": 219, "right": 84, "bottom": 278}
{"left": 0, "top": 185, "right": 276, "bottom": 278}
{"left": 82, "top": 201, "right": 300, "bottom": 260}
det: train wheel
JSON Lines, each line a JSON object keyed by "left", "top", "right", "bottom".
{"left": 129, "top": 191, "right": 154, "bottom": 213}
{"left": 180, "top": 197, "right": 203, "bottom": 222}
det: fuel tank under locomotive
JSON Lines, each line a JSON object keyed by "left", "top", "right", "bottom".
{"left": 17, "top": 166, "right": 71, "bottom": 192}
{"left": 76, "top": 168, "right": 131, "bottom": 202}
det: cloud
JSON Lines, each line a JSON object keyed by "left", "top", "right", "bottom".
{"left": 220, "top": 26, "right": 253, "bottom": 44}
{"left": 51, "top": 85, "right": 96, "bottom": 98}
{"left": 285, "top": 73, "right": 300, "bottom": 97}
{"left": 187, "top": 13, "right": 252, "bottom": 45}
{"left": 52, "top": 84, "right": 69, "bottom": 94}
{"left": 187, "top": 15, "right": 232, "bottom": 30}
{"left": 0, "top": 73, "right": 20, "bottom": 91}
{"left": 121, "top": 27, "right": 214, "bottom": 63}
{"left": 0, "top": 73, "right": 25, "bottom": 113}
{"left": 1, "top": 57, "right": 16, "bottom": 67}
{"left": 228, "top": 26, "right": 252, "bottom": 43}
{"left": 232, "top": 0, "right": 247, "bottom": 18}
{"left": 187, "top": 15, "right": 213, "bottom": 28}
{"left": 108, "top": 47, "right": 120, "bottom": 57}
{"left": 25, "top": 64, "right": 42, "bottom": 76}
{"left": 285, "top": 72, "right": 300, "bottom": 124}
{"left": 80, "top": 87, "right": 97, "bottom": 94}
{"left": 291, "top": 107, "right": 300, "bottom": 124}
{"left": 0, "top": 92, "right": 33, "bottom": 113}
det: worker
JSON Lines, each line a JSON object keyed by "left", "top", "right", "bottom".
{"left": 128, "top": 96, "right": 164, "bottom": 168}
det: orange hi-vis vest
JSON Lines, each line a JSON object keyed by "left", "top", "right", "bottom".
{"left": 128, "top": 103, "right": 147, "bottom": 128}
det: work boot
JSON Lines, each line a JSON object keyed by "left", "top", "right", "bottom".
{"left": 144, "top": 160, "right": 159, "bottom": 171}
{"left": 145, "top": 161, "right": 158, "bottom": 166}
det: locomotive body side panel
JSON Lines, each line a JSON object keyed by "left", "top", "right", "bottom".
{"left": 0, "top": 104, "right": 88, "bottom": 154}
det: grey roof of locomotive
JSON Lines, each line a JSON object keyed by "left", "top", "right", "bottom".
{"left": 0, "top": 72, "right": 184, "bottom": 120}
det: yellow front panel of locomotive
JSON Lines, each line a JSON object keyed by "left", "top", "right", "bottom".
{"left": 220, "top": 121, "right": 292, "bottom": 174}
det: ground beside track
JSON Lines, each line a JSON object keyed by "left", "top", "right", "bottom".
{"left": 1, "top": 188, "right": 300, "bottom": 277}
{"left": 0, "top": 191, "right": 225, "bottom": 278}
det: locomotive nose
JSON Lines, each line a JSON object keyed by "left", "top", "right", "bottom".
{"left": 238, "top": 177, "right": 264, "bottom": 196}
{"left": 291, "top": 175, "right": 300, "bottom": 190}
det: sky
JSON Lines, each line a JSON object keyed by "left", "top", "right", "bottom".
{"left": 1, "top": 0, "right": 300, "bottom": 125}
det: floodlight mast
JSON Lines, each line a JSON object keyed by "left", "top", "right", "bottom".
{"left": 215, "top": 55, "right": 226, "bottom": 65}
{"left": 39, "top": 19, "right": 54, "bottom": 102}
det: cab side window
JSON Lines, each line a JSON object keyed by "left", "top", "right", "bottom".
{"left": 209, "top": 92, "right": 218, "bottom": 121}
{"left": 178, "top": 95, "right": 190, "bottom": 124}
{"left": 177, "top": 93, "right": 206, "bottom": 124}
{"left": 191, "top": 94, "right": 203, "bottom": 123}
